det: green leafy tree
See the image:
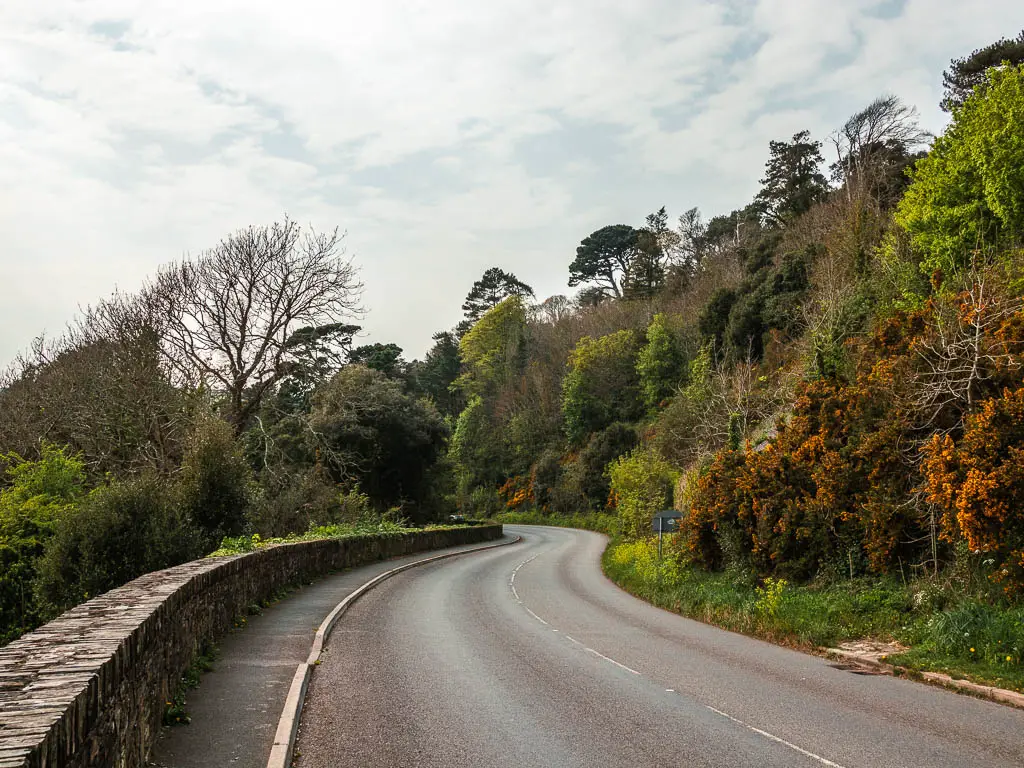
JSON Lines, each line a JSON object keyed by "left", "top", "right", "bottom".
{"left": 455, "top": 296, "right": 528, "bottom": 398}
{"left": 608, "top": 447, "right": 678, "bottom": 540}
{"left": 562, "top": 330, "right": 643, "bottom": 444}
{"left": 309, "top": 365, "right": 449, "bottom": 517}
{"left": 569, "top": 225, "right": 641, "bottom": 299}
{"left": 348, "top": 343, "right": 406, "bottom": 378}
{"left": 754, "top": 130, "right": 828, "bottom": 226}
{"left": 895, "top": 64, "right": 1024, "bottom": 278}
{"left": 0, "top": 446, "right": 85, "bottom": 642}
{"left": 408, "top": 331, "right": 463, "bottom": 419}
{"left": 178, "top": 416, "right": 254, "bottom": 548}
{"left": 450, "top": 396, "right": 504, "bottom": 499}
{"left": 941, "top": 30, "right": 1024, "bottom": 112}
{"left": 637, "top": 313, "right": 683, "bottom": 411}
{"left": 462, "top": 268, "right": 535, "bottom": 323}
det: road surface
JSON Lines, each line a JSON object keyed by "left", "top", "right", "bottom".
{"left": 295, "top": 525, "right": 1024, "bottom": 768}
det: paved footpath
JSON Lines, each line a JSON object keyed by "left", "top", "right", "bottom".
{"left": 147, "top": 535, "right": 517, "bottom": 768}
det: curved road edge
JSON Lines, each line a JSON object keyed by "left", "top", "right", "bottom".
{"left": 265, "top": 533, "right": 522, "bottom": 768}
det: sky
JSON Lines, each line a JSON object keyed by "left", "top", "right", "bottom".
{"left": 1, "top": 0, "right": 1021, "bottom": 364}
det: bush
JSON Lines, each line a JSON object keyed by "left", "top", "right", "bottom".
{"left": 562, "top": 330, "right": 643, "bottom": 444}
{"left": 34, "top": 475, "right": 203, "bottom": 617}
{"left": 0, "top": 445, "right": 85, "bottom": 643}
{"left": 923, "top": 386, "right": 1024, "bottom": 594}
{"left": 248, "top": 472, "right": 373, "bottom": 536}
{"left": 179, "top": 416, "right": 254, "bottom": 548}
{"left": 608, "top": 447, "right": 678, "bottom": 540}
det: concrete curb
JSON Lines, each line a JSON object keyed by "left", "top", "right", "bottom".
{"left": 824, "top": 648, "right": 1024, "bottom": 710}
{"left": 265, "top": 534, "right": 522, "bottom": 768}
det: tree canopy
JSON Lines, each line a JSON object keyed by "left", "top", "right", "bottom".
{"left": 462, "top": 268, "right": 534, "bottom": 323}
{"left": 569, "top": 224, "right": 641, "bottom": 299}
{"left": 941, "top": 30, "right": 1024, "bottom": 112}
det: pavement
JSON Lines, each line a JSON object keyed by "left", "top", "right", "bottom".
{"left": 146, "top": 536, "right": 517, "bottom": 768}
{"left": 295, "top": 525, "right": 1024, "bottom": 768}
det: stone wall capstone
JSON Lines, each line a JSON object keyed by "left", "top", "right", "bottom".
{"left": 0, "top": 525, "right": 503, "bottom": 768}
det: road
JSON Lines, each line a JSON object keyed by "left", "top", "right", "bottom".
{"left": 295, "top": 525, "right": 1024, "bottom": 768}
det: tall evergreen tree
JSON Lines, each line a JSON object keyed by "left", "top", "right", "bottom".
{"left": 754, "top": 130, "right": 828, "bottom": 226}
{"left": 941, "top": 30, "right": 1024, "bottom": 112}
{"left": 462, "top": 268, "right": 535, "bottom": 323}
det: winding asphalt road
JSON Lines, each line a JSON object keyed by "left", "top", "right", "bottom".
{"left": 295, "top": 526, "right": 1024, "bottom": 768}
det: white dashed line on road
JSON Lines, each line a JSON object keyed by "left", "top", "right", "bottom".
{"left": 507, "top": 548, "right": 847, "bottom": 768}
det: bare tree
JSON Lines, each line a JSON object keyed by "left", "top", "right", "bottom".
{"left": 910, "top": 270, "right": 1023, "bottom": 430}
{"left": 148, "top": 217, "right": 362, "bottom": 432}
{"left": 830, "top": 96, "right": 931, "bottom": 205}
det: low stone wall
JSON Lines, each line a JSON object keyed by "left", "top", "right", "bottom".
{"left": 0, "top": 525, "right": 502, "bottom": 768}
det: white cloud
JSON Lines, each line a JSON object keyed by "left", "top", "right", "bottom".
{"left": 1, "top": 0, "right": 1022, "bottom": 362}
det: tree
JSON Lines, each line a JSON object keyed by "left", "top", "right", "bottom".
{"left": 462, "top": 268, "right": 535, "bottom": 323}
{"left": 0, "top": 325, "right": 188, "bottom": 477}
{"left": 941, "top": 30, "right": 1024, "bottom": 112}
{"left": 177, "top": 416, "right": 254, "bottom": 547}
{"left": 348, "top": 343, "right": 406, "bottom": 378}
{"left": 147, "top": 217, "right": 362, "bottom": 433}
{"left": 455, "top": 297, "right": 528, "bottom": 398}
{"left": 309, "top": 366, "right": 449, "bottom": 517}
{"left": 830, "top": 96, "right": 930, "bottom": 207}
{"left": 637, "top": 313, "right": 684, "bottom": 411}
{"left": 408, "top": 332, "right": 463, "bottom": 419}
{"left": 625, "top": 207, "right": 675, "bottom": 299}
{"left": 569, "top": 225, "right": 641, "bottom": 299}
{"left": 562, "top": 330, "right": 643, "bottom": 443}
{"left": 754, "top": 131, "right": 828, "bottom": 226}
{"left": 0, "top": 446, "right": 85, "bottom": 643}
{"left": 895, "top": 64, "right": 1024, "bottom": 277}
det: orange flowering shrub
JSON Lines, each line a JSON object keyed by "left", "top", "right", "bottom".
{"left": 923, "top": 387, "right": 1024, "bottom": 593}
{"left": 682, "top": 280, "right": 1024, "bottom": 584}
{"left": 498, "top": 475, "right": 532, "bottom": 510}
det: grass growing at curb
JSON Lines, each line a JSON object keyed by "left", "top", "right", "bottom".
{"left": 164, "top": 643, "right": 218, "bottom": 726}
{"left": 494, "top": 512, "right": 1024, "bottom": 694}
{"left": 602, "top": 537, "right": 1024, "bottom": 692}
{"left": 207, "top": 519, "right": 474, "bottom": 557}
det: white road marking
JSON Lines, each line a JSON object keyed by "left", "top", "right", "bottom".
{"left": 584, "top": 647, "right": 641, "bottom": 675}
{"left": 506, "top": 548, "right": 848, "bottom": 768}
{"left": 704, "top": 706, "right": 848, "bottom": 768}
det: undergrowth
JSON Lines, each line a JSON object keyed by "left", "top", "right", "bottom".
{"left": 207, "top": 517, "right": 468, "bottom": 557}
{"left": 598, "top": 535, "right": 1024, "bottom": 692}
{"left": 164, "top": 643, "right": 218, "bottom": 726}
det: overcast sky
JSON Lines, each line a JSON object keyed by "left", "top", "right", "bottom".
{"left": 1, "top": 1, "right": 1021, "bottom": 363}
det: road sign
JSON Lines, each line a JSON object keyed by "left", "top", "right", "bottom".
{"left": 652, "top": 510, "right": 682, "bottom": 533}
{"left": 652, "top": 510, "right": 682, "bottom": 559}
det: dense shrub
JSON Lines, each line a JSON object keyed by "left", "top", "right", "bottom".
{"left": 34, "top": 475, "right": 203, "bottom": 618}
{"left": 178, "top": 416, "right": 254, "bottom": 548}
{"left": 608, "top": 447, "right": 678, "bottom": 540}
{"left": 923, "top": 387, "right": 1024, "bottom": 594}
{"left": 0, "top": 446, "right": 85, "bottom": 643}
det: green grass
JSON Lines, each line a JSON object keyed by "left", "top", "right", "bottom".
{"left": 600, "top": 536, "right": 1024, "bottom": 693}
{"left": 207, "top": 519, "right": 476, "bottom": 557}
{"left": 164, "top": 643, "right": 218, "bottom": 726}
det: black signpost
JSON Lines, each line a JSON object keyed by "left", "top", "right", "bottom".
{"left": 651, "top": 510, "right": 682, "bottom": 559}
